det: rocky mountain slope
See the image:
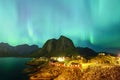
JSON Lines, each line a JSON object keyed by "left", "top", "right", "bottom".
{"left": 32, "top": 36, "right": 97, "bottom": 58}
{"left": 0, "top": 36, "right": 97, "bottom": 58}
{"left": 0, "top": 42, "right": 39, "bottom": 57}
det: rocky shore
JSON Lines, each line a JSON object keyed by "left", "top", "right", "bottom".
{"left": 25, "top": 63, "right": 120, "bottom": 80}
{"left": 25, "top": 54, "right": 120, "bottom": 80}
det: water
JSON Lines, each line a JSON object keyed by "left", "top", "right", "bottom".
{"left": 0, "top": 57, "right": 31, "bottom": 80}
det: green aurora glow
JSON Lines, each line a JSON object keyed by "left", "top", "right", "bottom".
{"left": 0, "top": 0, "right": 120, "bottom": 50}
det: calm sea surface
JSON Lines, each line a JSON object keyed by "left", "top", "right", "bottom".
{"left": 0, "top": 57, "right": 31, "bottom": 80}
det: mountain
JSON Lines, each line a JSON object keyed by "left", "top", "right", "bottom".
{"left": 15, "top": 44, "right": 38, "bottom": 54}
{"left": 31, "top": 36, "right": 75, "bottom": 57}
{"left": 76, "top": 47, "right": 97, "bottom": 58}
{"left": 32, "top": 36, "right": 97, "bottom": 58}
{"left": 0, "top": 36, "right": 98, "bottom": 58}
{"left": 0, "top": 43, "right": 16, "bottom": 57}
{"left": 0, "top": 42, "right": 39, "bottom": 57}
{"left": 77, "top": 40, "right": 118, "bottom": 55}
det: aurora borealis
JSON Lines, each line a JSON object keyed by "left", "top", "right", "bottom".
{"left": 0, "top": 0, "right": 120, "bottom": 52}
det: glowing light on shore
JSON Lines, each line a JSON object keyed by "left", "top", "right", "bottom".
{"left": 57, "top": 57, "right": 65, "bottom": 62}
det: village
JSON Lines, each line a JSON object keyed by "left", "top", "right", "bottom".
{"left": 24, "top": 53, "right": 120, "bottom": 80}
{"left": 29, "top": 53, "right": 120, "bottom": 69}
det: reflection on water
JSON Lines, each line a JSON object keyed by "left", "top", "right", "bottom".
{"left": 0, "top": 57, "right": 31, "bottom": 80}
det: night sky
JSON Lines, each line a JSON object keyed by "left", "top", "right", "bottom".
{"left": 0, "top": 0, "right": 120, "bottom": 53}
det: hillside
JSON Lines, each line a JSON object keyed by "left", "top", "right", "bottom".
{"left": 0, "top": 42, "right": 39, "bottom": 57}
{"left": 31, "top": 36, "right": 97, "bottom": 58}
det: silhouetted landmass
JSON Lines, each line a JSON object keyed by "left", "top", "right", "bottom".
{"left": 15, "top": 44, "right": 38, "bottom": 54}
{"left": 31, "top": 36, "right": 98, "bottom": 58}
{"left": 31, "top": 36, "right": 75, "bottom": 57}
{"left": 0, "top": 36, "right": 114, "bottom": 58}
{"left": 0, "top": 43, "right": 16, "bottom": 57}
{"left": 76, "top": 47, "right": 97, "bottom": 59}
{"left": 0, "top": 42, "right": 39, "bottom": 57}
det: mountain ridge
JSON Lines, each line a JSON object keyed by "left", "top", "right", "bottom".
{"left": 0, "top": 42, "right": 39, "bottom": 57}
{"left": 31, "top": 36, "right": 97, "bottom": 58}
{"left": 0, "top": 36, "right": 114, "bottom": 58}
